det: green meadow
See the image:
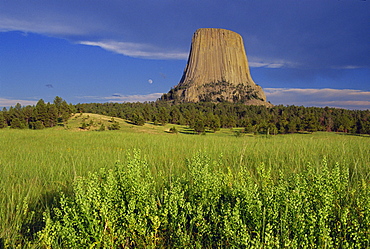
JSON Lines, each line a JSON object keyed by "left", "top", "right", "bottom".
{"left": 1, "top": 114, "right": 369, "bottom": 247}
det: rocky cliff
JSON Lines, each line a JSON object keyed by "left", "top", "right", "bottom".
{"left": 162, "top": 28, "right": 272, "bottom": 106}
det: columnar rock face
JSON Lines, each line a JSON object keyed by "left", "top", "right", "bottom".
{"left": 163, "top": 28, "right": 271, "bottom": 106}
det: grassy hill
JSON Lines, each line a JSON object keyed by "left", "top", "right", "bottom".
{"left": 61, "top": 112, "right": 244, "bottom": 136}
{"left": 63, "top": 113, "right": 164, "bottom": 133}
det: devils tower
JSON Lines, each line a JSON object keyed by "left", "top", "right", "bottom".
{"left": 162, "top": 28, "right": 271, "bottom": 106}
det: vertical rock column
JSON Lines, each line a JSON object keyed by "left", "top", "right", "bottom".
{"left": 182, "top": 28, "right": 254, "bottom": 87}
{"left": 166, "top": 28, "right": 269, "bottom": 105}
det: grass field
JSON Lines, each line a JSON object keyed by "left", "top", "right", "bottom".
{"left": 0, "top": 114, "right": 369, "bottom": 247}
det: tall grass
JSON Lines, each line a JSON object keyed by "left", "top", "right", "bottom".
{"left": 0, "top": 129, "right": 369, "bottom": 247}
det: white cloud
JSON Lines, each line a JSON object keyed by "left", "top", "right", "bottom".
{"left": 265, "top": 88, "right": 370, "bottom": 110}
{"left": 79, "top": 40, "right": 188, "bottom": 60}
{"left": 0, "top": 16, "right": 87, "bottom": 35}
{"left": 0, "top": 98, "right": 37, "bottom": 107}
{"left": 331, "top": 65, "right": 365, "bottom": 70}
{"left": 77, "top": 93, "right": 164, "bottom": 103}
{"left": 0, "top": 1, "right": 368, "bottom": 70}
{"left": 249, "top": 57, "right": 298, "bottom": 68}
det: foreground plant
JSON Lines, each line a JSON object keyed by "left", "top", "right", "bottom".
{"left": 38, "top": 152, "right": 369, "bottom": 248}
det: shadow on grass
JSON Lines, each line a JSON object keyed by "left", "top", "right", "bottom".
{"left": 18, "top": 186, "right": 73, "bottom": 246}
{"left": 178, "top": 128, "right": 218, "bottom": 135}
{"left": 179, "top": 128, "right": 197, "bottom": 135}
{"left": 337, "top": 132, "right": 370, "bottom": 138}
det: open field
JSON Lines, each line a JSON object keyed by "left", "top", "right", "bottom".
{"left": 0, "top": 114, "right": 369, "bottom": 247}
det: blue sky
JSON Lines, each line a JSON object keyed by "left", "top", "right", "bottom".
{"left": 0, "top": 0, "right": 369, "bottom": 110}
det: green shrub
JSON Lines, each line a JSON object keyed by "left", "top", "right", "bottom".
{"left": 108, "top": 122, "right": 120, "bottom": 130}
{"left": 169, "top": 126, "right": 178, "bottom": 134}
{"left": 31, "top": 121, "right": 45, "bottom": 130}
{"left": 10, "top": 118, "right": 26, "bottom": 129}
{"left": 38, "top": 152, "right": 370, "bottom": 248}
{"left": 80, "top": 122, "right": 88, "bottom": 130}
{"left": 97, "top": 124, "right": 105, "bottom": 131}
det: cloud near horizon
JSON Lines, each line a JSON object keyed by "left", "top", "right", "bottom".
{"left": 77, "top": 93, "right": 164, "bottom": 103}
{"left": 78, "top": 88, "right": 370, "bottom": 110}
{"left": 2, "top": 89, "right": 369, "bottom": 110}
{"left": 265, "top": 88, "right": 370, "bottom": 110}
{"left": 0, "top": 98, "right": 38, "bottom": 108}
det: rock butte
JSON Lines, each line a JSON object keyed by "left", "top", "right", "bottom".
{"left": 162, "top": 28, "right": 272, "bottom": 106}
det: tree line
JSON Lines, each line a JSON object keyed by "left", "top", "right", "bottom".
{"left": 75, "top": 101, "right": 370, "bottom": 135}
{"left": 0, "top": 97, "right": 75, "bottom": 129}
{"left": 1, "top": 97, "right": 370, "bottom": 135}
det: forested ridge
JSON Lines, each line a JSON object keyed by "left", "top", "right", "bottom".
{"left": 1, "top": 96, "right": 370, "bottom": 134}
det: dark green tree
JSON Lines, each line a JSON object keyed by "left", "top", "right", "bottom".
{"left": 10, "top": 118, "right": 25, "bottom": 129}
{"left": 108, "top": 122, "right": 121, "bottom": 130}
{"left": 244, "top": 123, "right": 255, "bottom": 134}
{"left": 169, "top": 106, "right": 183, "bottom": 124}
{"left": 335, "top": 114, "right": 354, "bottom": 133}
{"left": 46, "top": 103, "right": 58, "bottom": 127}
{"left": 53, "top": 96, "right": 63, "bottom": 109}
{"left": 98, "top": 124, "right": 105, "bottom": 131}
{"left": 32, "top": 121, "right": 45, "bottom": 130}
{"left": 157, "top": 107, "right": 169, "bottom": 126}
{"left": 35, "top": 99, "right": 48, "bottom": 125}
{"left": 193, "top": 119, "right": 205, "bottom": 135}
{"left": 0, "top": 112, "right": 6, "bottom": 128}
{"left": 59, "top": 100, "right": 73, "bottom": 123}
{"left": 287, "top": 119, "right": 298, "bottom": 133}
{"left": 131, "top": 113, "right": 145, "bottom": 126}
{"left": 208, "top": 114, "right": 221, "bottom": 132}
{"left": 304, "top": 113, "right": 318, "bottom": 132}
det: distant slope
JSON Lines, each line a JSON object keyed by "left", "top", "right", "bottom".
{"left": 64, "top": 113, "right": 244, "bottom": 136}
{"left": 65, "top": 113, "right": 167, "bottom": 134}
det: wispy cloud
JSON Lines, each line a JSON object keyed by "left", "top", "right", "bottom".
{"left": 249, "top": 57, "right": 297, "bottom": 68}
{"left": 0, "top": 98, "right": 37, "bottom": 107}
{"left": 265, "top": 88, "right": 370, "bottom": 110}
{"left": 0, "top": 1, "right": 368, "bottom": 70}
{"left": 0, "top": 16, "right": 87, "bottom": 35}
{"left": 79, "top": 40, "right": 188, "bottom": 60}
{"left": 77, "top": 93, "right": 163, "bottom": 103}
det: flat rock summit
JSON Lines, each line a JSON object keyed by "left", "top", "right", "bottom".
{"left": 162, "top": 28, "right": 272, "bottom": 106}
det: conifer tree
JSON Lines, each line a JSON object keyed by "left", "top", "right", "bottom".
{"left": 169, "top": 106, "right": 183, "bottom": 124}
{"left": 157, "top": 107, "right": 169, "bottom": 125}
{"left": 193, "top": 119, "right": 205, "bottom": 134}
{"left": 35, "top": 99, "right": 48, "bottom": 125}
{"left": 10, "top": 118, "right": 25, "bottom": 129}
{"left": 0, "top": 112, "right": 6, "bottom": 128}
{"left": 46, "top": 103, "right": 58, "bottom": 127}
{"left": 208, "top": 114, "right": 221, "bottom": 132}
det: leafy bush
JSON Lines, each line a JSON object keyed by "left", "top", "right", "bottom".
{"left": 31, "top": 120, "right": 45, "bottom": 130}
{"left": 80, "top": 122, "right": 88, "bottom": 130}
{"left": 97, "top": 124, "right": 105, "bottom": 131}
{"left": 38, "top": 152, "right": 370, "bottom": 248}
{"left": 169, "top": 126, "right": 178, "bottom": 134}
{"left": 108, "top": 122, "right": 120, "bottom": 130}
{"left": 10, "top": 118, "right": 26, "bottom": 129}
{"left": 131, "top": 113, "right": 145, "bottom": 126}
